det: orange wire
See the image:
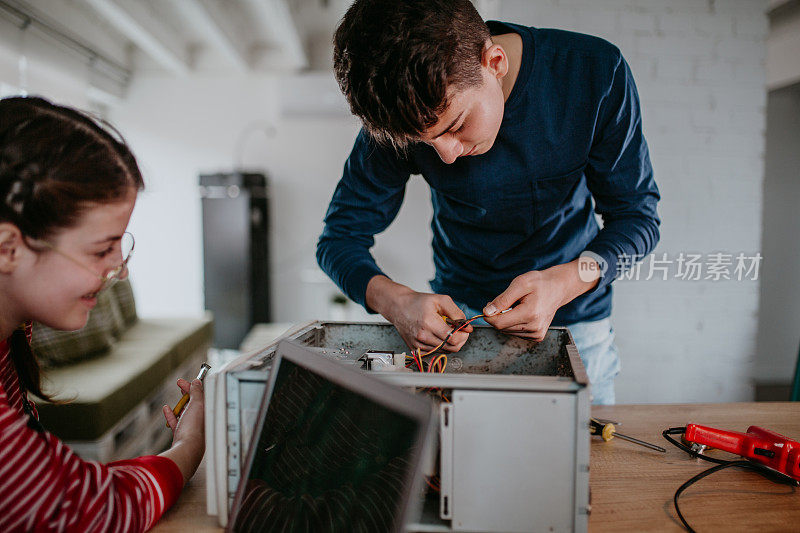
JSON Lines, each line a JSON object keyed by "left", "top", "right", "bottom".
{"left": 408, "top": 314, "right": 485, "bottom": 373}
{"left": 420, "top": 313, "right": 485, "bottom": 358}
{"left": 429, "top": 354, "right": 447, "bottom": 373}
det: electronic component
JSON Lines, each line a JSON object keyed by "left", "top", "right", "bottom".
{"left": 359, "top": 350, "right": 394, "bottom": 370}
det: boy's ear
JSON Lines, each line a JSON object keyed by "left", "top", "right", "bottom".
{"left": 482, "top": 42, "right": 509, "bottom": 79}
{"left": 0, "top": 223, "right": 25, "bottom": 274}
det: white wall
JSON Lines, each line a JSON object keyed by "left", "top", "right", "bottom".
{"left": 495, "top": 0, "right": 768, "bottom": 403}
{"left": 112, "top": 70, "right": 438, "bottom": 323}
{"left": 0, "top": 0, "right": 129, "bottom": 108}
{"left": 756, "top": 83, "right": 800, "bottom": 384}
{"left": 257, "top": 119, "right": 435, "bottom": 324}
{"left": 110, "top": 74, "right": 281, "bottom": 318}
{"left": 0, "top": 15, "right": 90, "bottom": 108}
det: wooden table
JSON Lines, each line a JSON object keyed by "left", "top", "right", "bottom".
{"left": 590, "top": 402, "right": 800, "bottom": 532}
{"left": 153, "top": 402, "right": 800, "bottom": 532}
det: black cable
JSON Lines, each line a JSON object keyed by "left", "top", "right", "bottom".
{"left": 440, "top": 325, "right": 459, "bottom": 349}
{"left": 663, "top": 427, "right": 729, "bottom": 464}
{"left": 662, "top": 427, "right": 800, "bottom": 533}
{"left": 673, "top": 460, "right": 770, "bottom": 533}
{"left": 435, "top": 316, "right": 482, "bottom": 356}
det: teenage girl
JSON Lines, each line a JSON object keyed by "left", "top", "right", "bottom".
{"left": 0, "top": 96, "right": 204, "bottom": 531}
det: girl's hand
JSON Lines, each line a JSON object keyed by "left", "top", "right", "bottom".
{"left": 159, "top": 378, "right": 205, "bottom": 484}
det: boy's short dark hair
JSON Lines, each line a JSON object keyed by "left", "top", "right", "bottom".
{"left": 333, "top": 0, "right": 491, "bottom": 148}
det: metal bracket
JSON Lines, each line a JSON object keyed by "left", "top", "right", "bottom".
{"left": 439, "top": 402, "right": 454, "bottom": 520}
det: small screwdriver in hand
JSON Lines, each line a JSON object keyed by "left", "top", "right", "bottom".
{"left": 590, "top": 417, "right": 666, "bottom": 453}
{"left": 166, "top": 363, "right": 211, "bottom": 428}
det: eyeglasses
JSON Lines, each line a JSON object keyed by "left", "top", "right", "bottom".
{"left": 31, "top": 231, "right": 135, "bottom": 292}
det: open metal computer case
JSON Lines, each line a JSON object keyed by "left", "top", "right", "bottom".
{"left": 205, "top": 321, "right": 591, "bottom": 532}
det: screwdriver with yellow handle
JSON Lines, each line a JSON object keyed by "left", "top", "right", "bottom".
{"left": 590, "top": 417, "right": 666, "bottom": 453}
{"left": 166, "top": 363, "right": 211, "bottom": 428}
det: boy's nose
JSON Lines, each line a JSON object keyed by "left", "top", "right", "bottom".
{"left": 432, "top": 138, "right": 464, "bottom": 164}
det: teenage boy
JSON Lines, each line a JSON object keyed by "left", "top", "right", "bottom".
{"left": 317, "top": 0, "right": 660, "bottom": 404}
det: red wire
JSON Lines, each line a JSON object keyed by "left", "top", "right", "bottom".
{"left": 411, "top": 314, "right": 485, "bottom": 373}
{"left": 422, "top": 314, "right": 483, "bottom": 359}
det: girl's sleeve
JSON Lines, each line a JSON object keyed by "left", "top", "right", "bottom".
{"left": 0, "top": 384, "right": 184, "bottom": 533}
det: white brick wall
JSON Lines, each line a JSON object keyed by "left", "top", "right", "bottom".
{"left": 496, "top": 0, "right": 769, "bottom": 403}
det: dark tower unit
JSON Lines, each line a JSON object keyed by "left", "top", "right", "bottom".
{"left": 200, "top": 172, "right": 271, "bottom": 349}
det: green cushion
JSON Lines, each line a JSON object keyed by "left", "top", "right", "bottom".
{"left": 104, "top": 290, "right": 127, "bottom": 339}
{"left": 111, "top": 279, "right": 138, "bottom": 326}
{"left": 35, "top": 315, "right": 213, "bottom": 441}
{"left": 31, "top": 292, "right": 117, "bottom": 368}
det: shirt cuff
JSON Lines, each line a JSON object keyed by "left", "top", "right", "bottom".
{"left": 579, "top": 246, "right": 618, "bottom": 293}
{"left": 347, "top": 262, "right": 387, "bottom": 312}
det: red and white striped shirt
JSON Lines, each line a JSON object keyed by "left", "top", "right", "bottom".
{"left": 0, "top": 325, "right": 184, "bottom": 532}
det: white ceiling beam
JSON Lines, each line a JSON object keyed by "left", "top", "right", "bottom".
{"left": 176, "top": 0, "right": 250, "bottom": 72}
{"left": 244, "top": 0, "right": 308, "bottom": 70}
{"left": 81, "top": 0, "right": 190, "bottom": 75}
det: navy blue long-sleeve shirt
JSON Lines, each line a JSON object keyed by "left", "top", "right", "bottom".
{"left": 317, "top": 22, "right": 661, "bottom": 326}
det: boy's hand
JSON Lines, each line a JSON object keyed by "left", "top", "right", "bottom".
{"left": 483, "top": 259, "right": 600, "bottom": 342}
{"left": 160, "top": 378, "right": 205, "bottom": 484}
{"left": 366, "top": 275, "right": 473, "bottom": 353}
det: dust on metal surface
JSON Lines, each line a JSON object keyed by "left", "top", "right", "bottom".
{"left": 295, "top": 323, "right": 573, "bottom": 378}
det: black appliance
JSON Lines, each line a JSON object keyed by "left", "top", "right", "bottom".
{"left": 200, "top": 172, "right": 270, "bottom": 349}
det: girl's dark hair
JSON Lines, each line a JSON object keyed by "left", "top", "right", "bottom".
{"left": 0, "top": 96, "right": 145, "bottom": 400}
{"left": 333, "top": 0, "right": 491, "bottom": 149}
